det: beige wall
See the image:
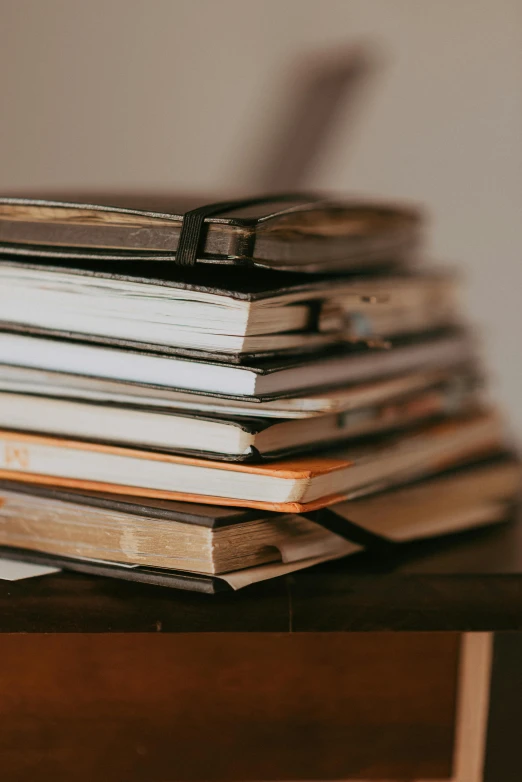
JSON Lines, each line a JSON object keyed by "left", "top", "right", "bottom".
{"left": 1, "top": 0, "right": 521, "bottom": 432}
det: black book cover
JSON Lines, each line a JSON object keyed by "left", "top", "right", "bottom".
{"left": 0, "top": 545, "right": 230, "bottom": 593}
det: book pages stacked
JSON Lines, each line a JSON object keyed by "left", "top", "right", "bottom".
{"left": 0, "top": 194, "right": 517, "bottom": 592}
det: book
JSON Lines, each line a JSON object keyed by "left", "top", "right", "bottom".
{"left": 324, "top": 457, "right": 520, "bottom": 543}
{"left": 0, "top": 544, "right": 359, "bottom": 593}
{"left": 0, "top": 483, "right": 348, "bottom": 575}
{"left": 0, "top": 364, "right": 475, "bottom": 419}
{"left": 0, "top": 261, "right": 456, "bottom": 359}
{"left": 0, "top": 329, "right": 471, "bottom": 398}
{"left": 0, "top": 412, "right": 503, "bottom": 512}
{"left": 0, "top": 194, "right": 421, "bottom": 272}
{"left": 0, "top": 457, "right": 516, "bottom": 590}
{"left": 0, "top": 379, "right": 479, "bottom": 461}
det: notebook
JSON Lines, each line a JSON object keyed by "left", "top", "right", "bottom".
{"left": 0, "top": 194, "right": 421, "bottom": 272}
{"left": 0, "top": 364, "right": 476, "bottom": 419}
{"left": 0, "top": 545, "right": 359, "bottom": 593}
{"left": 0, "top": 261, "right": 456, "bottom": 359}
{"left": 0, "top": 457, "right": 516, "bottom": 591}
{"left": 0, "top": 412, "right": 503, "bottom": 511}
{"left": 0, "top": 379, "right": 479, "bottom": 461}
{"left": 0, "top": 329, "right": 472, "bottom": 398}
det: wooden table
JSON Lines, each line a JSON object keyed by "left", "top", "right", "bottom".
{"left": 1, "top": 518, "right": 522, "bottom": 782}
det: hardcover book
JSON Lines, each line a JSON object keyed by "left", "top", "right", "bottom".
{"left": 0, "top": 194, "right": 421, "bottom": 272}
{"left": 0, "top": 364, "right": 471, "bottom": 418}
{"left": 0, "top": 261, "right": 456, "bottom": 360}
{"left": 0, "top": 412, "right": 503, "bottom": 511}
{"left": 0, "top": 457, "right": 516, "bottom": 591}
{"left": 0, "top": 329, "right": 471, "bottom": 398}
{"left": 0, "top": 375, "right": 479, "bottom": 461}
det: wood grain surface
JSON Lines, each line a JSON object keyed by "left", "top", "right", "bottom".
{"left": 0, "top": 632, "right": 459, "bottom": 781}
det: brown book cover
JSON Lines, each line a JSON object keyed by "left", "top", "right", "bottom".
{"left": 0, "top": 194, "right": 421, "bottom": 273}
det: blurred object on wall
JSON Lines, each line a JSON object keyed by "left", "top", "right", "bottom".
{"left": 254, "top": 45, "right": 378, "bottom": 192}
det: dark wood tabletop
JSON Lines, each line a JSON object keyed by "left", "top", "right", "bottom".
{"left": 1, "top": 513, "right": 522, "bottom": 634}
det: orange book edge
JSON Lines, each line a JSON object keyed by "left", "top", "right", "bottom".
{"left": 0, "top": 429, "right": 352, "bottom": 479}
{"left": 0, "top": 471, "right": 348, "bottom": 513}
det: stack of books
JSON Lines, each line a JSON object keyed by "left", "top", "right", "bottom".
{"left": 0, "top": 194, "right": 518, "bottom": 592}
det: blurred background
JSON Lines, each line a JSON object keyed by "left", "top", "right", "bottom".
{"left": 1, "top": 0, "right": 521, "bottom": 431}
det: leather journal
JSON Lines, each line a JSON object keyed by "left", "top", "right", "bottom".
{"left": 0, "top": 193, "right": 421, "bottom": 272}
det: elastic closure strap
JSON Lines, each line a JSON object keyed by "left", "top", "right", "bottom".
{"left": 174, "top": 193, "right": 321, "bottom": 267}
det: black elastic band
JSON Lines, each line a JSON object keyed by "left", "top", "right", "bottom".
{"left": 175, "top": 193, "right": 321, "bottom": 267}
